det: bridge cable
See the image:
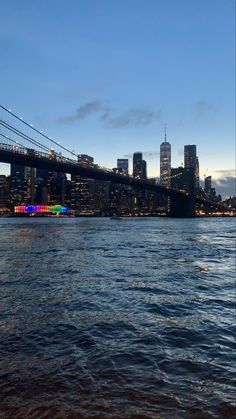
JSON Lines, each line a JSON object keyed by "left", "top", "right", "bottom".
{"left": 0, "top": 104, "right": 78, "bottom": 158}
{"left": 0, "top": 120, "right": 51, "bottom": 154}
{"left": 0, "top": 132, "right": 30, "bottom": 150}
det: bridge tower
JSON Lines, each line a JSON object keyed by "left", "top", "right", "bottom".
{"left": 169, "top": 194, "right": 195, "bottom": 217}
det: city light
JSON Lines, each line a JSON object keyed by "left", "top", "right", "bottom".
{"left": 14, "top": 205, "right": 69, "bottom": 214}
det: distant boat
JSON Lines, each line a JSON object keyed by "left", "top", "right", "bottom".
{"left": 110, "top": 215, "right": 123, "bottom": 220}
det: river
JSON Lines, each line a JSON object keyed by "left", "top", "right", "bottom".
{"left": 0, "top": 217, "right": 235, "bottom": 418}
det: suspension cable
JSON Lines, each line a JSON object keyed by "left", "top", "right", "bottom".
{"left": 0, "top": 104, "right": 78, "bottom": 158}
{"left": 0, "top": 120, "right": 51, "bottom": 153}
{"left": 0, "top": 132, "right": 29, "bottom": 150}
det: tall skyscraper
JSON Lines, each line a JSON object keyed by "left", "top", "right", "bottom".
{"left": 160, "top": 130, "right": 171, "bottom": 186}
{"left": 133, "top": 152, "right": 143, "bottom": 179}
{"left": 184, "top": 145, "right": 199, "bottom": 187}
{"left": 184, "top": 145, "right": 197, "bottom": 169}
{"left": 117, "top": 159, "right": 129, "bottom": 174}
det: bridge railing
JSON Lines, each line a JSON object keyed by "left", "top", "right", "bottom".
{"left": 0, "top": 142, "right": 78, "bottom": 165}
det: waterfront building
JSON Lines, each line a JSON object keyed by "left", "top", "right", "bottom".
{"left": 110, "top": 168, "right": 133, "bottom": 212}
{"left": 0, "top": 175, "right": 10, "bottom": 209}
{"left": 35, "top": 168, "right": 49, "bottom": 204}
{"left": 94, "top": 180, "right": 110, "bottom": 213}
{"left": 160, "top": 131, "right": 171, "bottom": 186}
{"left": 132, "top": 152, "right": 147, "bottom": 208}
{"left": 10, "top": 164, "right": 28, "bottom": 207}
{"left": 26, "top": 166, "right": 36, "bottom": 204}
{"left": 71, "top": 154, "right": 95, "bottom": 213}
{"left": 48, "top": 172, "right": 66, "bottom": 205}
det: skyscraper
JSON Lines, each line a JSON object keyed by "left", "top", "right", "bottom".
{"left": 184, "top": 145, "right": 197, "bottom": 169}
{"left": 71, "top": 154, "right": 95, "bottom": 213}
{"left": 10, "top": 164, "right": 27, "bottom": 207}
{"left": 184, "top": 145, "right": 199, "bottom": 187}
{"left": 204, "top": 175, "right": 212, "bottom": 194}
{"left": 0, "top": 175, "right": 9, "bottom": 210}
{"left": 142, "top": 160, "right": 147, "bottom": 179}
{"left": 133, "top": 152, "right": 143, "bottom": 179}
{"left": 160, "top": 130, "right": 171, "bottom": 186}
{"left": 117, "top": 159, "right": 129, "bottom": 174}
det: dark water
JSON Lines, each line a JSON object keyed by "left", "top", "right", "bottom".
{"left": 0, "top": 217, "right": 235, "bottom": 419}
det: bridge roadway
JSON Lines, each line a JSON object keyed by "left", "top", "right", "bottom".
{"left": 0, "top": 143, "right": 195, "bottom": 217}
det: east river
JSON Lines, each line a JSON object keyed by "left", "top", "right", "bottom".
{"left": 0, "top": 217, "right": 235, "bottom": 418}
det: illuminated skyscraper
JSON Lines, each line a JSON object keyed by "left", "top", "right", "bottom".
{"left": 71, "top": 154, "right": 95, "bottom": 212}
{"left": 160, "top": 129, "right": 171, "bottom": 186}
{"left": 10, "top": 164, "right": 28, "bottom": 207}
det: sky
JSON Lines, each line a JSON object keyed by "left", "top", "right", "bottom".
{"left": 0, "top": 0, "right": 235, "bottom": 197}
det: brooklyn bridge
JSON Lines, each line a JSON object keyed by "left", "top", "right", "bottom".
{"left": 0, "top": 104, "right": 231, "bottom": 217}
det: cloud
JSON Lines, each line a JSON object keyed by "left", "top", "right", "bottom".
{"left": 102, "top": 108, "right": 161, "bottom": 128}
{"left": 214, "top": 169, "right": 235, "bottom": 177}
{"left": 58, "top": 101, "right": 103, "bottom": 123}
{"left": 212, "top": 176, "right": 236, "bottom": 199}
{"left": 124, "top": 151, "right": 160, "bottom": 160}
{"left": 58, "top": 101, "right": 162, "bottom": 128}
{"left": 194, "top": 100, "right": 213, "bottom": 121}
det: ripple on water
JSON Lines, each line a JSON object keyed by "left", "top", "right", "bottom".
{"left": 0, "top": 217, "right": 235, "bottom": 418}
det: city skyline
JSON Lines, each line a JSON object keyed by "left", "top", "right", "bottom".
{"left": 0, "top": 0, "right": 235, "bottom": 197}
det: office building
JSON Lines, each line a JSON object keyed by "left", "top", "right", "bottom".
{"left": 117, "top": 159, "right": 129, "bottom": 174}
{"left": 184, "top": 145, "right": 199, "bottom": 187}
{"left": 204, "top": 176, "right": 212, "bottom": 195}
{"left": 184, "top": 145, "right": 197, "bottom": 169}
{"left": 160, "top": 132, "right": 171, "bottom": 186}
{"left": 10, "top": 164, "right": 28, "bottom": 207}
{"left": 35, "top": 168, "right": 49, "bottom": 204}
{"left": 71, "top": 154, "right": 95, "bottom": 213}
{"left": 0, "top": 175, "right": 9, "bottom": 209}
{"left": 142, "top": 160, "right": 147, "bottom": 179}
{"left": 133, "top": 152, "right": 143, "bottom": 179}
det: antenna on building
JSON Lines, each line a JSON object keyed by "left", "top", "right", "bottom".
{"left": 164, "top": 123, "right": 167, "bottom": 142}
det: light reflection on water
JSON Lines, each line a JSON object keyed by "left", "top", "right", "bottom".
{"left": 0, "top": 217, "right": 235, "bottom": 418}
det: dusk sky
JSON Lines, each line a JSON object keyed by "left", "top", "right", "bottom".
{"left": 0, "top": 0, "right": 235, "bottom": 197}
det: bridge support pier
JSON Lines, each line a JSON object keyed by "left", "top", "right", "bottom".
{"left": 169, "top": 194, "right": 195, "bottom": 218}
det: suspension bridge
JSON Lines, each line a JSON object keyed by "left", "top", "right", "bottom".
{"left": 0, "top": 104, "right": 232, "bottom": 217}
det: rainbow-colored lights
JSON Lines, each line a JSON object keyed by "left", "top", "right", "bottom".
{"left": 14, "top": 205, "right": 69, "bottom": 214}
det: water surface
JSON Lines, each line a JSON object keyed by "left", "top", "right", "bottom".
{"left": 0, "top": 217, "right": 235, "bottom": 418}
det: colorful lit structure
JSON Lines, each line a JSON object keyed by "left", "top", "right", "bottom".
{"left": 14, "top": 205, "right": 69, "bottom": 214}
